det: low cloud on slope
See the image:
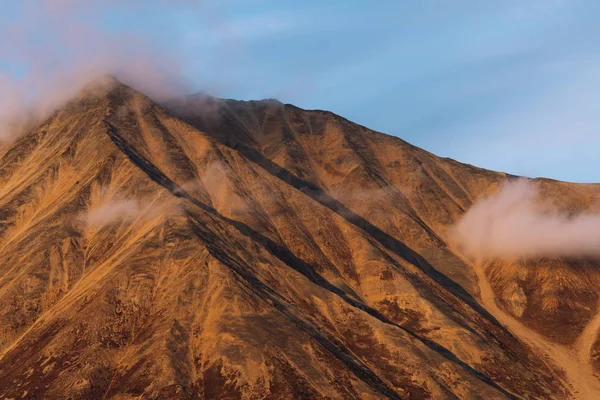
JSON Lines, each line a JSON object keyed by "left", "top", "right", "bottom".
{"left": 452, "top": 179, "right": 600, "bottom": 260}
{"left": 80, "top": 198, "right": 141, "bottom": 228}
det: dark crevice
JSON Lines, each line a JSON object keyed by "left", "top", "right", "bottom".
{"left": 105, "top": 121, "right": 403, "bottom": 399}
{"left": 105, "top": 121, "right": 519, "bottom": 399}
{"left": 197, "top": 121, "right": 509, "bottom": 333}
{"left": 186, "top": 213, "right": 404, "bottom": 400}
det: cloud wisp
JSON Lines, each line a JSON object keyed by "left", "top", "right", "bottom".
{"left": 80, "top": 197, "right": 141, "bottom": 228}
{"left": 0, "top": 0, "right": 199, "bottom": 140}
{"left": 452, "top": 179, "right": 600, "bottom": 261}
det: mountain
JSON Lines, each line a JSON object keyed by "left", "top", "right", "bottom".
{"left": 0, "top": 80, "right": 598, "bottom": 399}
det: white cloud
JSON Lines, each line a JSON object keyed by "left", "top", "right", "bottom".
{"left": 80, "top": 198, "right": 140, "bottom": 228}
{"left": 0, "top": 1, "right": 199, "bottom": 139}
{"left": 452, "top": 179, "right": 600, "bottom": 260}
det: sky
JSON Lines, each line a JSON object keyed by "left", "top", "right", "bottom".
{"left": 1, "top": 0, "right": 599, "bottom": 182}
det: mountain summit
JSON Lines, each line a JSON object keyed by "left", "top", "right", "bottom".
{"left": 0, "top": 81, "right": 598, "bottom": 399}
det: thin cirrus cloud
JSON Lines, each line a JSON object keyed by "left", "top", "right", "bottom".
{"left": 441, "top": 54, "right": 600, "bottom": 182}
{"left": 183, "top": 12, "right": 304, "bottom": 45}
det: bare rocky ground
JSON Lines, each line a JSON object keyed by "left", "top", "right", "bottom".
{"left": 0, "top": 80, "right": 598, "bottom": 399}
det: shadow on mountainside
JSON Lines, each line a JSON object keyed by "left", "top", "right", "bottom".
{"left": 105, "top": 121, "right": 519, "bottom": 399}
{"left": 176, "top": 111, "right": 508, "bottom": 332}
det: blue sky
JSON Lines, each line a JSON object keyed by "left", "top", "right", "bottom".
{"left": 1, "top": 0, "right": 600, "bottom": 182}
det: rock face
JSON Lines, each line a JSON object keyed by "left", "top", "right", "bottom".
{"left": 0, "top": 81, "right": 598, "bottom": 399}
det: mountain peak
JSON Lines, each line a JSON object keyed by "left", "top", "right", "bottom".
{"left": 0, "top": 79, "right": 598, "bottom": 399}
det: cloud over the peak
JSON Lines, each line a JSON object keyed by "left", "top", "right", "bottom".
{"left": 0, "top": 0, "right": 200, "bottom": 139}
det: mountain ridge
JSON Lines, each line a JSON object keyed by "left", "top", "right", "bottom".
{"left": 0, "top": 80, "right": 597, "bottom": 399}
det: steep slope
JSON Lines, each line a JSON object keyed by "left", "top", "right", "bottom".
{"left": 0, "top": 81, "right": 594, "bottom": 399}
{"left": 171, "top": 93, "right": 600, "bottom": 398}
{"left": 172, "top": 94, "right": 600, "bottom": 344}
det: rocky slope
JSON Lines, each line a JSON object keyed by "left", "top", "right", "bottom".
{"left": 0, "top": 80, "right": 597, "bottom": 399}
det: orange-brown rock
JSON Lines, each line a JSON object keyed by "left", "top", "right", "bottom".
{"left": 0, "top": 80, "right": 597, "bottom": 399}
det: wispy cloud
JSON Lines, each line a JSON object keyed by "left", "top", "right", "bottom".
{"left": 0, "top": 0, "right": 200, "bottom": 139}
{"left": 80, "top": 198, "right": 141, "bottom": 228}
{"left": 452, "top": 179, "right": 600, "bottom": 260}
